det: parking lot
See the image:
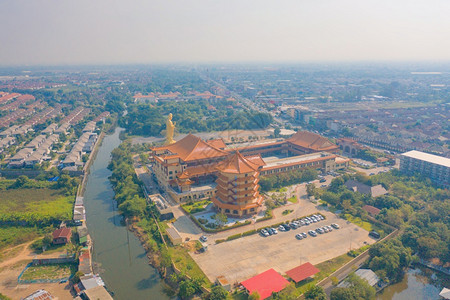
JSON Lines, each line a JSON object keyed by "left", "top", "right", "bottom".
{"left": 190, "top": 210, "right": 375, "bottom": 284}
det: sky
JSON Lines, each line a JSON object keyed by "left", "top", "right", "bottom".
{"left": 1, "top": 0, "right": 450, "bottom": 66}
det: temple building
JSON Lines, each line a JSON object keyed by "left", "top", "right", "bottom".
{"left": 150, "top": 131, "right": 350, "bottom": 215}
{"left": 212, "top": 151, "right": 265, "bottom": 216}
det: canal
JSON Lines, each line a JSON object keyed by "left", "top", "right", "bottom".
{"left": 83, "top": 128, "right": 169, "bottom": 299}
{"left": 377, "top": 266, "right": 449, "bottom": 300}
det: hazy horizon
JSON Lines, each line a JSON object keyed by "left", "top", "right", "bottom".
{"left": 1, "top": 0, "right": 450, "bottom": 66}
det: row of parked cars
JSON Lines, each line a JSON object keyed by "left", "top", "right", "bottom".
{"left": 306, "top": 223, "right": 340, "bottom": 238}
{"left": 260, "top": 214, "right": 326, "bottom": 237}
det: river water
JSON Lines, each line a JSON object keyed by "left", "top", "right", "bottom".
{"left": 83, "top": 128, "right": 169, "bottom": 300}
{"left": 377, "top": 267, "right": 449, "bottom": 300}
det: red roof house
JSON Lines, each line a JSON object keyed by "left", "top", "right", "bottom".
{"left": 52, "top": 227, "right": 72, "bottom": 245}
{"left": 362, "top": 205, "right": 381, "bottom": 216}
{"left": 241, "top": 269, "right": 289, "bottom": 300}
{"left": 285, "top": 262, "right": 320, "bottom": 283}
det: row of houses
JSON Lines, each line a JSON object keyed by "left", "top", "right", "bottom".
{"left": 61, "top": 120, "right": 99, "bottom": 171}
{"left": 72, "top": 197, "right": 113, "bottom": 299}
{"left": 0, "top": 136, "right": 15, "bottom": 154}
{"left": 8, "top": 134, "right": 59, "bottom": 168}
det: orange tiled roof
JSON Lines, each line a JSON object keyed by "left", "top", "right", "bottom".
{"left": 178, "top": 163, "right": 219, "bottom": 178}
{"left": 153, "top": 134, "right": 228, "bottom": 162}
{"left": 207, "top": 138, "right": 226, "bottom": 149}
{"left": 244, "top": 154, "right": 266, "bottom": 167}
{"left": 216, "top": 151, "right": 264, "bottom": 174}
{"left": 287, "top": 131, "right": 338, "bottom": 151}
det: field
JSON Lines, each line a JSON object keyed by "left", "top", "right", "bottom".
{"left": 0, "top": 188, "right": 73, "bottom": 221}
{"left": 0, "top": 226, "right": 45, "bottom": 251}
{"left": 20, "top": 263, "right": 76, "bottom": 281}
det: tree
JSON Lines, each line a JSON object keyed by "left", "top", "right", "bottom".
{"left": 208, "top": 285, "right": 228, "bottom": 300}
{"left": 330, "top": 273, "right": 376, "bottom": 300}
{"left": 304, "top": 285, "right": 327, "bottom": 300}
{"left": 274, "top": 127, "right": 281, "bottom": 138}
{"left": 275, "top": 283, "right": 297, "bottom": 299}
{"left": 214, "top": 213, "right": 228, "bottom": 228}
{"left": 178, "top": 279, "right": 196, "bottom": 299}
{"left": 12, "top": 175, "right": 30, "bottom": 188}
{"left": 118, "top": 195, "right": 147, "bottom": 217}
{"left": 306, "top": 184, "right": 317, "bottom": 198}
{"left": 248, "top": 291, "right": 260, "bottom": 300}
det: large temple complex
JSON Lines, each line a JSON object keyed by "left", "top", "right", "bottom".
{"left": 151, "top": 130, "right": 350, "bottom": 217}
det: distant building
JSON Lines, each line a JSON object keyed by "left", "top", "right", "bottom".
{"left": 400, "top": 150, "right": 450, "bottom": 188}
{"left": 337, "top": 138, "right": 366, "bottom": 156}
{"left": 344, "top": 180, "right": 388, "bottom": 198}
{"left": 52, "top": 227, "right": 72, "bottom": 245}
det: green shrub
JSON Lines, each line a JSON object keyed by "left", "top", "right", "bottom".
{"left": 242, "top": 229, "right": 257, "bottom": 236}
{"left": 227, "top": 233, "right": 242, "bottom": 241}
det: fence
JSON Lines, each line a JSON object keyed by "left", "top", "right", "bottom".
{"left": 17, "top": 262, "right": 75, "bottom": 284}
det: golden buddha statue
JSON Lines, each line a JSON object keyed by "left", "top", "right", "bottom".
{"left": 164, "top": 113, "right": 176, "bottom": 145}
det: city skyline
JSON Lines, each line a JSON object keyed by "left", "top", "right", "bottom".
{"left": 1, "top": 0, "right": 450, "bottom": 66}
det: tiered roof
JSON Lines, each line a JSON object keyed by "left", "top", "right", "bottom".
{"left": 154, "top": 134, "right": 228, "bottom": 162}
{"left": 216, "top": 151, "right": 265, "bottom": 174}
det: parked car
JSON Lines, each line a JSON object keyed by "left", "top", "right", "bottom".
{"left": 290, "top": 223, "right": 298, "bottom": 229}
{"left": 301, "top": 232, "right": 307, "bottom": 238}
{"left": 331, "top": 223, "right": 340, "bottom": 229}
{"left": 308, "top": 230, "right": 317, "bottom": 237}
{"left": 369, "top": 231, "right": 380, "bottom": 239}
{"left": 278, "top": 225, "right": 286, "bottom": 232}
{"left": 316, "top": 228, "right": 324, "bottom": 234}
{"left": 319, "top": 178, "right": 326, "bottom": 183}
{"left": 322, "top": 227, "right": 329, "bottom": 233}
{"left": 271, "top": 228, "right": 278, "bottom": 234}
{"left": 295, "top": 234, "right": 303, "bottom": 240}
{"left": 260, "top": 229, "right": 269, "bottom": 237}
{"left": 282, "top": 224, "right": 291, "bottom": 231}
{"left": 200, "top": 235, "right": 208, "bottom": 242}
{"left": 326, "top": 225, "right": 333, "bottom": 232}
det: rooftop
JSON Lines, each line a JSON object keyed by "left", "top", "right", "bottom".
{"left": 263, "top": 152, "right": 331, "bottom": 169}
{"left": 285, "top": 262, "right": 320, "bottom": 283}
{"left": 401, "top": 150, "right": 450, "bottom": 168}
{"left": 216, "top": 151, "right": 265, "bottom": 174}
{"left": 287, "top": 131, "right": 338, "bottom": 152}
{"left": 153, "top": 133, "right": 229, "bottom": 162}
{"left": 241, "top": 269, "right": 289, "bottom": 300}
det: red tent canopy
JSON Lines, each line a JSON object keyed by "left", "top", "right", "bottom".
{"left": 241, "top": 269, "right": 289, "bottom": 300}
{"left": 285, "top": 262, "right": 320, "bottom": 283}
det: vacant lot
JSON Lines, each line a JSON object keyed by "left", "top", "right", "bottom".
{"left": 0, "top": 227, "right": 45, "bottom": 251}
{"left": 21, "top": 263, "right": 75, "bottom": 281}
{"left": 191, "top": 211, "right": 375, "bottom": 284}
{"left": 0, "top": 188, "right": 73, "bottom": 220}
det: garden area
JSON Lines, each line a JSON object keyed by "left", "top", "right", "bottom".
{"left": 20, "top": 263, "right": 76, "bottom": 281}
{"left": 181, "top": 199, "right": 211, "bottom": 214}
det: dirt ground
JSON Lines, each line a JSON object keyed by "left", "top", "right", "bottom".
{"left": 0, "top": 243, "right": 73, "bottom": 300}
